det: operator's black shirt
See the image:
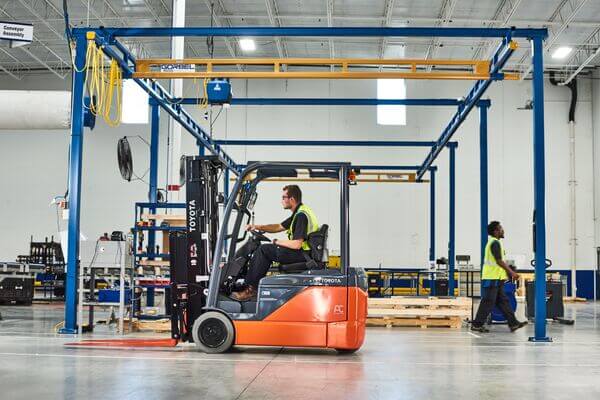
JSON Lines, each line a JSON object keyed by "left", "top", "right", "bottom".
{"left": 281, "top": 204, "right": 308, "bottom": 241}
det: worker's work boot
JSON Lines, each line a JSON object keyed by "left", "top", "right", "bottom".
{"left": 509, "top": 321, "right": 528, "bottom": 332}
{"left": 231, "top": 286, "right": 257, "bottom": 302}
{"left": 470, "top": 324, "right": 490, "bottom": 333}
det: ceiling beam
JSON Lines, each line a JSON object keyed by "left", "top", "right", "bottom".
{"left": 544, "top": 0, "right": 589, "bottom": 49}
{"left": 265, "top": 0, "right": 288, "bottom": 58}
{"left": 78, "top": 0, "right": 152, "bottom": 58}
{"left": 203, "top": 0, "right": 238, "bottom": 60}
{"left": 378, "top": 0, "right": 395, "bottom": 63}
{"left": 13, "top": 13, "right": 600, "bottom": 29}
{"left": 519, "top": 0, "right": 589, "bottom": 79}
{"left": 142, "top": 0, "right": 164, "bottom": 24}
{"left": 471, "top": 0, "right": 522, "bottom": 60}
{"left": 0, "top": 63, "right": 22, "bottom": 80}
{"left": 424, "top": 0, "right": 457, "bottom": 70}
{"left": 0, "top": 6, "right": 69, "bottom": 77}
{"left": 41, "top": 0, "right": 64, "bottom": 17}
{"left": 15, "top": 0, "right": 64, "bottom": 41}
{"left": 560, "top": 26, "right": 600, "bottom": 83}
{"left": 327, "top": 0, "right": 335, "bottom": 64}
{"left": 0, "top": 47, "right": 31, "bottom": 73}
{"left": 141, "top": 0, "right": 201, "bottom": 57}
{"left": 20, "top": 46, "right": 65, "bottom": 79}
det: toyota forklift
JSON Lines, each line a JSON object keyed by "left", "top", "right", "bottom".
{"left": 169, "top": 156, "right": 368, "bottom": 353}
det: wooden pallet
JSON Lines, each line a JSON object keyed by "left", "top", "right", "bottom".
{"left": 563, "top": 296, "right": 587, "bottom": 303}
{"left": 367, "top": 316, "right": 463, "bottom": 329}
{"left": 140, "top": 213, "right": 185, "bottom": 222}
{"left": 138, "top": 259, "right": 170, "bottom": 267}
{"left": 128, "top": 319, "right": 171, "bottom": 333}
{"left": 367, "top": 296, "right": 471, "bottom": 329}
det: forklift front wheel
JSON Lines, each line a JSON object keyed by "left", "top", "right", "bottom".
{"left": 192, "top": 311, "right": 235, "bottom": 353}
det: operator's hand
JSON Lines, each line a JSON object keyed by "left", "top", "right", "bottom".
{"left": 510, "top": 271, "right": 520, "bottom": 281}
{"left": 245, "top": 224, "right": 256, "bottom": 232}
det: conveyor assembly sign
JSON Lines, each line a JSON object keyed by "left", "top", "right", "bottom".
{"left": 0, "top": 21, "right": 33, "bottom": 43}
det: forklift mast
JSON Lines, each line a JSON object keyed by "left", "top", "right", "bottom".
{"left": 170, "top": 155, "right": 225, "bottom": 341}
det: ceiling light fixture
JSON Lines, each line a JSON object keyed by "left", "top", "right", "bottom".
{"left": 552, "top": 46, "right": 572, "bottom": 59}
{"left": 239, "top": 38, "right": 256, "bottom": 52}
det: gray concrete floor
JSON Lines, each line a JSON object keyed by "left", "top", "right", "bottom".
{"left": 0, "top": 302, "right": 599, "bottom": 400}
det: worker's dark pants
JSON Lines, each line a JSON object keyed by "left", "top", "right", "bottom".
{"left": 245, "top": 244, "right": 307, "bottom": 287}
{"left": 473, "top": 280, "right": 519, "bottom": 327}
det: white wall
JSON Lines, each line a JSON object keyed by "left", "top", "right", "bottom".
{"left": 0, "top": 72, "right": 595, "bottom": 272}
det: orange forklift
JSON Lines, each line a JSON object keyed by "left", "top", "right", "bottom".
{"left": 168, "top": 157, "right": 368, "bottom": 353}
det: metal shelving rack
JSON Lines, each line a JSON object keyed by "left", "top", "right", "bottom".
{"left": 132, "top": 202, "right": 186, "bottom": 266}
{"left": 132, "top": 202, "right": 185, "bottom": 319}
{"left": 77, "top": 240, "right": 134, "bottom": 334}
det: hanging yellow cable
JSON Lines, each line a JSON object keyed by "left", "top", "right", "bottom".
{"left": 71, "top": 40, "right": 90, "bottom": 73}
{"left": 73, "top": 39, "right": 99, "bottom": 116}
{"left": 97, "top": 46, "right": 107, "bottom": 118}
{"left": 80, "top": 40, "right": 122, "bottom": 126}
{"left": 198, "top": 77, "right": 209, "bottom": 109}
{"left": 194, "top": 77, "right": 201, "bottom": 108}
{"left": 103, "top": 58, "right": 122, "bottom": 127}
{"left": 85, "top": 41, "right": 104, "bottom": 116}
{"left": 83, "top": 42, "right": 96, "bottom": 113}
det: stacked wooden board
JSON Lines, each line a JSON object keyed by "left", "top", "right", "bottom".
{"left": 125, "top": 318, "right": 171, "bottom": 333}
{"left": 367, "top": 296, "right": 471, "bottom": 329}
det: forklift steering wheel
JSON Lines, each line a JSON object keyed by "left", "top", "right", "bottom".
{"left": 250, "top": 230, "right": 271, "bottom": 242}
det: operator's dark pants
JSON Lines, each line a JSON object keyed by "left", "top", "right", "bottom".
{"left": 472, "top": 280, "right": 519, "bottom": 327}
{"left": 245, "top": 243, "right": 307, "bottom": 287}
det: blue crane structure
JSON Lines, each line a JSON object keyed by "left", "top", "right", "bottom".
{"left": 62, "top": 26, "right": 550, "bottom": 342}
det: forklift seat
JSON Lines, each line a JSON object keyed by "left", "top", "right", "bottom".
{"left": 279, "top": 224, "right": 329, "bottom": 273}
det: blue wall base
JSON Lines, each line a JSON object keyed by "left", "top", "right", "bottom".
{"left": 546, "top": 270, "right": 597, "bottom": 299}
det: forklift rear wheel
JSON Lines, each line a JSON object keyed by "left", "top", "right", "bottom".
{"left": 192, "top": 311, "right": 235, "bottom": 353}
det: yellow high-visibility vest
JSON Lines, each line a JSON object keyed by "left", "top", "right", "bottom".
{"left": 482, "top": 236, "right": 508, "bottom": 280}
{"left": 287, "top": 204, "right": 319, "bottom": 251}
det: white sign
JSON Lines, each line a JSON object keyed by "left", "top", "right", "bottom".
{"left": 0, "top": 21, "right": 33, "bottom": 44}
{"left": 160, "top": 64, "right": 195, "bottom": 73}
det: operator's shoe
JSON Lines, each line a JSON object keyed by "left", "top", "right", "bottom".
{"left": 230, "top": 285, "right": 256, "bottom": 302}
{"left": 470, "top": 324, "right": 490, "bottom": 333}
{"left": 509, "top": 321, "right": 528, "bottom": 332}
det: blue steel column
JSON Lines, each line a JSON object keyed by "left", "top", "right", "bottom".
{"left": 429, "top": 168, "right": 437, "bottom": 296}
{"left": 530, "top": 36, "right": 550, "bottom": 342}
{"left": 61, "top": 34, "right": 87, "bottom": 334}
{"left": 479, "top": 102, "right": 489, "bottom": 267}
{"left": 148, "top": 102, "right": 160, "bottom": 256}
{"left": 448, "top": 144, "right": 457, "bottom": 295}
{"left": 429, "top": 168, "right": 436, "bottom": 264}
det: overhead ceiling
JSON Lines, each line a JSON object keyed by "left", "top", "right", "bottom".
{"left": 0, "top": 0, "right": 599, "bottom": 82}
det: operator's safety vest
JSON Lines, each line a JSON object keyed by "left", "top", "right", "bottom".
{"left": 482, "top": 236, "right": 508, "bottom": 280}
{"left": 287, "top": 204, "right": 319, "bottom": 251}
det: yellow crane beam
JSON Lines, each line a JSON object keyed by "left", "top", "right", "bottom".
{"left": 134, "top": 56, "right": 520, "bottom": 80}
{"left": 233, "top": 172, "right": 425, "bottom": 183}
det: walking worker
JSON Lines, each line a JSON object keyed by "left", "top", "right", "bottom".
{"left": 471, "top": 221, "right": 528, "bottom": 333}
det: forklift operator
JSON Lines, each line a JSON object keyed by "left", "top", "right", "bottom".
{"left": 231, "top": 185, "right": 319, "bottom": 301}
